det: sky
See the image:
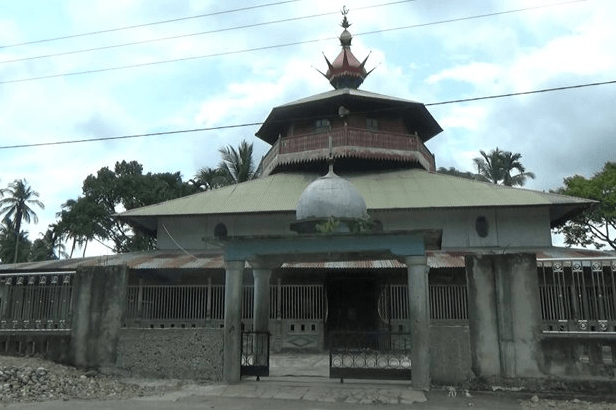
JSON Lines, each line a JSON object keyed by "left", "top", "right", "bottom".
{"left": 0, "top": 0, "right": 614, "bottom": 258}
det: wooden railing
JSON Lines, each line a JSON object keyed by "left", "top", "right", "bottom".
{"left": 261, "top": 127, "right": 436, "bottom": 175}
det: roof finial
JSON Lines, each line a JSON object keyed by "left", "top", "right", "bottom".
{"left": 318, "top": 6, "right": 373, "bottom": 89}
{"left": 341, "top": 6, "right": 350, "bottom": 29}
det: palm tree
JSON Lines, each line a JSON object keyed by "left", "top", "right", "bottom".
{"left": 473, "top": 148, "right": 505, "bottom": 184}
{"left": 0, "top": 179, "right": 45, "bottom": 263}
{"left": 218, "top": 140, "right": 259, "bottom": 184}
{"left": 192, "top": 166, "right": 228, "bottom": 191}
{"left": 499, "top": 151, "right": 536, "bottom": 187}
{"left": 473, "top": 148, "right": 535, "bottom": 187}
{"left": 0, "top": 217, "right": 31, "bottom": 263}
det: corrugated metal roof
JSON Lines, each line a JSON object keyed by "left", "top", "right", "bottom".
{"left": 117, "top": 169, "right": 592, "bottom": 220}
{"left": 1, "top": 248, "right": 613, "bottom": 273}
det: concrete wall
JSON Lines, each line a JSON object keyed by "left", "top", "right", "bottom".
{"left": 116, "top": 328, "right": 224, "bottom": 381}
{"left": 466, "top": 253, "right": 545, "bottom": 380}
{"left": 70, "top": 265, "right": 127, "bottom": 369}
{"left": 430, "top": 325, "right": 473, "bottom": 385}
{"left": 157, "top": 206, "right": 553, "bottom": 251}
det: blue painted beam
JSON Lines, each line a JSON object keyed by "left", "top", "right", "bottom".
{"left": 224, "top": 232, "right": 426, "bottom": 261}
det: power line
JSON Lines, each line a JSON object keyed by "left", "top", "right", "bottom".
{"left": 425, "top": 79, "right": 616, "bottom": 106}
{"left": 1, "top": 78, "right": 614, "bottom": 151}
{"left": 0, "top": 0, "right": 304, "bottom": 49}
{"left": 360, "top": 0, "right": 588, "bottom": 36}
{"left": 0, "top": 0, "right": 588, "bottom": 85}
{"left": 0, "top": 1, "right": 417, "bottom": 65}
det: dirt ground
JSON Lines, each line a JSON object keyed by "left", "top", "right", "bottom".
{"left": 1, "top": 355, "right": 616, "bottom": 409}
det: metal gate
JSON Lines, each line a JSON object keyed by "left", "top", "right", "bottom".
{"left": 240, "top": 331, "right": 270, "bottom": 380}
{"left": 329, "top": 331, "right": 412, "bottom": 382}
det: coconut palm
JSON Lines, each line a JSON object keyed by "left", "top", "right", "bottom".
{"left": 473, "top": 148, "right": 506, "bottom": 184}
{"left": 499, "top": 150, "right": 536, "bottom": 187}
{"left": 473, "top": 148, "right": 535, "bottom": 187}
{"left": 0, "top": 217, "right": 31, "bottom": 263}
{"left": 192, "top": 166, "right": 228, "bottom": 191}
{"left": 0, "top": 179, "right": 45, "bottom": 263}
{"left": 218, "top": 140, "right": 259, "bottom": 184}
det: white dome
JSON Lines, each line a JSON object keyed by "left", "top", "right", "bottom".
{"left": 296, "top": 169, "right": 368, "bottom": 221}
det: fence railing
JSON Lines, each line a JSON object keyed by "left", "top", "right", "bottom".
{"left": 123, "top": 283, "right": 326, "bottom": 328}
{"left": 538, "top": 258, "right": 616, "bottom": 332}
{"left": 0, "top": 272, "right": 74, "bottom": 332}
{"left": 378, "top": 284, "right": 469, "bottom": 322}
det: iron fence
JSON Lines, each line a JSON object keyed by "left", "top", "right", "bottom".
{"left": 240, "top": 330, "right": 270, "bottom": 379}
{"left": 329, "top": 331, "right": 412, "bottom": 381}
{"left": 538, "top": 258, "right": 616, "bottom": 332}
{"left": 378, "top": 284, "right": 469, "bottom": 322}
{"left": 0, "top": 272, "right": 74, "bottom": 331}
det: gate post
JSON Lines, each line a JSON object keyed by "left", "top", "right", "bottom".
{"left": 223, "top": 260, "right": 245, "bottom": 384}
{"left": 253, "top": 267, "right": 272, "bottom": 368}
{"left": 406, "top": 255, "right": 430, "bottom": 391}
{"left": 252, "top": 267, "right": 272, "bottom": 334}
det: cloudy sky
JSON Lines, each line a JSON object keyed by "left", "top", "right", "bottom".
{"left": 1, "top": 0, "right": 614, "bottom": 257}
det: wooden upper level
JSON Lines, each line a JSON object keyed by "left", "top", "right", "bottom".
{"left": 256, "top": 88, "right": 441, "bottom": 176}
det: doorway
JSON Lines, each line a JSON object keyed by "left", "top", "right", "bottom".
{"left": 325, "top": 274, "right": 379, "bottom": 345}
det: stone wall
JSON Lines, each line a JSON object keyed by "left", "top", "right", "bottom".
{"left": 115, "top": 328, "right": 224, "bottom": 381}
{"left": 0, "top": 333, "right": 71, "bottom": 363}
{"left": 542, "top": 336, "right": 616, "bottom": 380}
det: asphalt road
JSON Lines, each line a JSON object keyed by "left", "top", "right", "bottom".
{"left": 3, "top": 389, "right": 525, "bottom": 410}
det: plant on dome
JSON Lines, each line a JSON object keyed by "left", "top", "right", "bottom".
{"left": 347, "top": 217, "right": 374, "bottom": 233}
{"left": 314, "top": 215, "right": 374, "bottom": 234}
{"left": 315, "top": 216, "right": 341, "bottom": 233}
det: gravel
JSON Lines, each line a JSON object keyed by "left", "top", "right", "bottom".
{"left": 2, "top": 356, "right": 616, "bottom": 409}
{"left": 0, "top": 356, "right": 178, "bottom": 405}
{"left": 521, "top": 395, "right": 616, "bottom": 410}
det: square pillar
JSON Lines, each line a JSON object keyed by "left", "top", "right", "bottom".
{"left": 252, "top": 268, "right": 272, "bottom": 333}
{"left": 223, "top": 260, "right": 245, "bottom": 384}
{"left": 252, "top": 267, "right": 272, "bottom": 367}
{"left": 406, "top": 255, "right": 430, "bottom": 391}
{"left": 466, "top": 253, "right": 544, "bottom": 379}
{"left": 71, "top": 265, "right": 127, "bottom": 369}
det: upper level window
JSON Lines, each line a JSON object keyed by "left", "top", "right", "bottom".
{"left": 315, "top": 119, "right": 330, "bottom": 131}
{"left": 366, "top": 118, "right": 379, "bottom": 131}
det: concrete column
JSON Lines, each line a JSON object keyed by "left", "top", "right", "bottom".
{"left": 406, "top": 255, "right": 430, "bottom": 391}
{"left": 223, "top": 260, "right": 245, "bottom": 384}
{"left": 466, "top": 253, "right": 544, "bottom": 379}
{"left": 71, "top": 265, "right": 127, "bottom": 369}
{"left": 252, "top": 268, "right": 272, "bottom": 366}
{"left": 496, "top": 253, "right": 544, "bottom": 377}
{"left": 465, "top": 255, "right": 501, "bottom": 377}
{"left": 252, "top": 268, "right": 272, "bottom": 333}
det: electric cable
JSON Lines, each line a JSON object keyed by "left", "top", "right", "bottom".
{"left": 0, "top": 0, "right": 588, "bottom": 85}
{"left": 0, "top": 0, "right": 305, "bottom": 49}
{"left": 0, "top": 0, "right": 419, "bottom": 65}
{"left": 0, "top": 78, "right": 614, "bottom": 151}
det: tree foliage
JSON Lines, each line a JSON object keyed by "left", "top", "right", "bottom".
{"left": 191, "top": 166, "right": 228, "bottom": 191}
{"left": 218, "top": 140, "right": 259, "bottom": 184}
{"left": 554, "top": 162, "right": 616, "bottom": 251}
{"left": 0, "top": 218, "right": 31, "bottom": 263}
{"left": 473, "top": 148, "right": 535, "bottom": 187}
{"left": 57, "top": 160, "right": 198, "bottom": 254}
{"left": 0, "top": 179, "right": 45, "bottom": 263}
{"left": 437, "top": 167, "right": 488, "bottom": 182}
